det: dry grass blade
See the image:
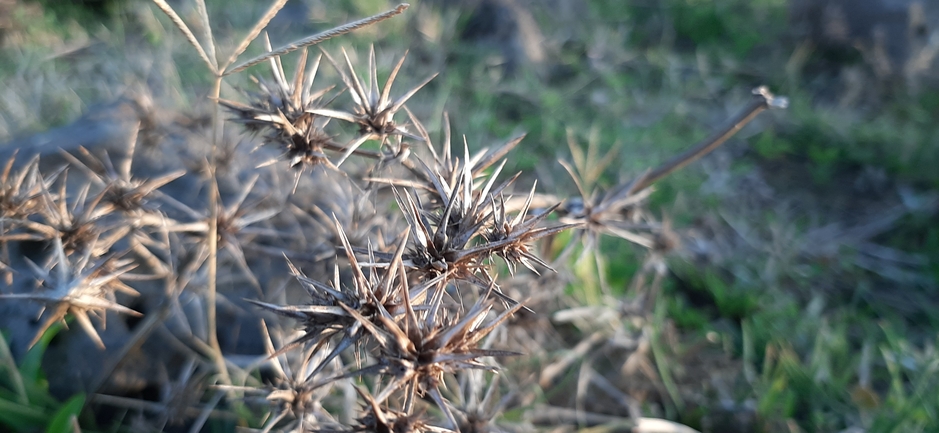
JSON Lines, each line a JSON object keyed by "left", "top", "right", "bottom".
{"left": 151, "top": 0, "right": 218, "bottom": 75}
{"left": 225, "top": 3, "right": 411, "bottom": 76}
{"left": 194, "top": 0, "right": 217, "bottom": 70}
{"left": 223, "top": 0, "right": 289, "bottom": 70}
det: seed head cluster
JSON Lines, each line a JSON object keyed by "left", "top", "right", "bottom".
{"left": 0, "top": 2, "right": 783, "bottom": 431}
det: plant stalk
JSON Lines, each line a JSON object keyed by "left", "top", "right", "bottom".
{"left": 630, "top": 86, "right": 787, "bottom": 194}
{"left": 206, "top": 74, "right": 231, "bottom": 388}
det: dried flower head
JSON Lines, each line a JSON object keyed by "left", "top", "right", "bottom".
{"left": 250, "top": 222, "right": 442, "bottom": 377}
{"left": 387, "top": 115, "right": 523, "bottom": 199}
{"left": 60, "top": 137, "right": 184, "bottom": 216}
{"left": 0, "top": 152, "right": 56, "bottom": 284}
{"left": 6, "top": 176, "right": 132, "bottom": 259}
{"left": 0, "top": 236, "right": 140, "bottom": 348}
{"left": 484, "top": 182, "right": 575, "bottom": 275}
{"left": 220, "top": 45, "right": 348, "bottom": 185}
{"left": 383, "top": 144, "right": 572, "bottom": 301}
{"left": 558, "top": 130, "right": 658, "bottom": 251}
{"left": 252, "top": 322, "right": 340, "bottom": 432}
{"left": 444, "top": 371, "right": 515, "bottom": 433}
{"left": 353, "top": 386, "right": 451, "bottom": 433}
{"left": 159, "top": 173, "right": 285, "bottom": 291}
{"left": 312, "top": 46, "right": 436, "bottom": 166}
{"left": 340, "top": 287, "right": 522, "bottom": 428}
{"left": 0, "top": 151, "right": 51, "bottom": 219}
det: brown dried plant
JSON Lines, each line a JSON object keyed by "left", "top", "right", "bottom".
{"left": 250, "top": 222, "right": 448, "bottom": 374}
{"left": 9, "top": 176, "right": 131, "bottom": 258}
{"left": 219, "top": 45, "right": 345, "bottom": 185}
{"left": 0, "top": 1, "right": 788, "bottom": 431}
{"left": 0, "top": 152, "right": 50, "bottom": 219}
{"left": 59, "top": 134, "right": 184, "bottom": 217}
{"left": 0, "top": 236, "right": 140, "bottom": 349}
{"left": 312, "top": 46, "right": 437, "bottom": 166}
{"left": 338, "top": 285, "right": 522, "bottom": 430}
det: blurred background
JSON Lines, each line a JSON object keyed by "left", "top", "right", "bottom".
{"left": 1, "top": 0, "right": 937, "bottom": 431}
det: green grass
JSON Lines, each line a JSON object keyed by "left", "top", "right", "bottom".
{"left": 0, "top": 326, "right": 95, "bottom": 433}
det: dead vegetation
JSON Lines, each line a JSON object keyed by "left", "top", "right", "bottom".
{"left": 3, "top": 1, "right": 937, "bottom": 433}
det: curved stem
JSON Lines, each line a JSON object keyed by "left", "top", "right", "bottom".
{"left": 629, "top": 86, "right": 787, "bottom": 194}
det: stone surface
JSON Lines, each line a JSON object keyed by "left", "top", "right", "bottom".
{"left": 791, "top": 0, "right": 939, "bottom": 81}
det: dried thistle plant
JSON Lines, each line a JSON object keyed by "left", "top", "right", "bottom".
{"left": 220, "top": 45, "right": 345, "bottom": 185}
{"left": 312, "top": 46, "right": 436, "bottom": 166}
{"left": 6, "top": 176, "right": 133, "bottom": 259}
{"left": 248, "top": 321, "right": 343, "bottom": 432}
{"left": 385, "top": 146, "right": 572, "bottom": 302}
{"left": 444, "top": 371, "right": 516, "bottom": 433}
{"left": 0, "top": 151, "right": 50, "bottom": 219}
{"left": 0, "top": 152, "right": 55, "bottom": 284}
{"left": 353, "top": 386, "right": 447, "bottom": 433}
{"left": 0, "top": 236, "right": 140, "bottom": 349}
{"left": 59, "top": 135, "right": 184, "bottom": 217}
{"left": 0, "top": 1, "right": 789, "bottom": 431}
{"left": 339, "top": 286, "right": 522, "bottom": 429}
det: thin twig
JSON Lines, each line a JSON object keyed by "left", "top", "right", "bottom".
{"left": 222, "top": 0, "right": 289, "bottom": 70}
{"left": 629, "top": 86, "right": 787, "bottom": 194}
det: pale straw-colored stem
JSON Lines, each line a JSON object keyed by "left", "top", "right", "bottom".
{"left": 206, "top": 74, "right": 231, "bottom": 389}
{"left": 222, "top": 0, "right": 289, "bottom": 71}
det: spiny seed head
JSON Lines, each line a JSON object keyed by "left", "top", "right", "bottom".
{"left": 59, "top": 143, "right": 184, "bottom": 215}
{"left": 311, "top": 45, "right": 436, "bottom": 160}
{"left": 355, "top": 387, "right": 443, "bottom": 433}
{"left": 339, "top": 289, "right": 521, "bottom": 427}
{"left": 220, "top": 48, "right": 331, "bottom": 134}
{"left": 220, "top": 48, "right": 353, "bottom": 176}
{"left": 446, "top": 371, "right": 512, "bottom": 433}
{"left": 0, "top": 152, "right": 49, "bottom": 219}
{"left": 18, "top": 178, "right": 132, "bottom": 259}
{"left": 0, "top": 236, "right": 140, "bottom": 349}
{"left": 248, "top": 221, "right": 417, "bottom": 368}
{"left": 483, "top": 185, "right": 578, "bottom": 275}
{"left": 254, "top": 322, "right": 343, "bottom": 431}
